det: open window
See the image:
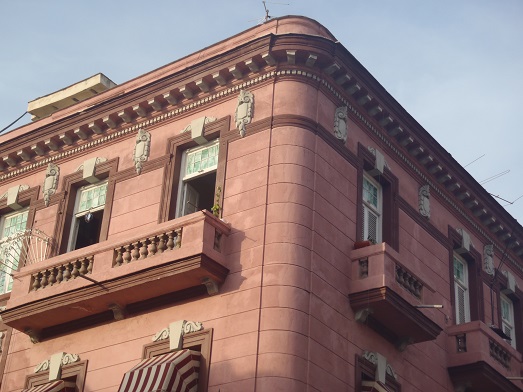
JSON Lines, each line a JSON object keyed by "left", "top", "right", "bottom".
{"left": 176, "top": 140, "right": 219, "bottom": 217}
{"left": 362, "top": 174, "right": 382, "bottom": 244}
{"left": 453, "top": 254, "right": 470, "bottom": 324}
{"left": 500, "top": 293, "right": 516, "bottom": 348}
{"left": 67, "top": 181, "right": 108, "bottom": 251}
{"left": 0, "top": 209, "right": 28, "bottom": 294}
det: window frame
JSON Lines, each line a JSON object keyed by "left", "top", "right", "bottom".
{"left": 175, "top": 139, "right": 220, "bottom": 218}
{"left": 362, "top": 173, "right": 382, "bottom": 243}
{"left": 142, "top": 328, "right": 213, "bottom": 392}
{"left": 448, "top": 227, "right": 484, "bottom": 324}
{"left": 500, "top": 293, "right": 516, "bottom": 348}
{"left": 53, "top": 159, "right": 117, "bottom": 256}
{"left": 0, "top": 209, "right": 29, "bottom": 294}
{"left": 355, "top": 354, "right": 401, "bottom": 392}
{"left": 24, "top": 360, "right": 88, "bottom": 390}
{"left": 357, "top": 144, "right": 399, "bottom": 250}
{"left": 159, "top": 116, "right": 229, "bottom": 223}
{"left": 66, "top": 181, "right": 108, "bottom": 252}
{"left": 453, "top": 253, "right": 471, "bottom": 324}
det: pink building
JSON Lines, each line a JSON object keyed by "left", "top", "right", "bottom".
{"left": 0, "top": 16, "right": 521, "bottom": 392}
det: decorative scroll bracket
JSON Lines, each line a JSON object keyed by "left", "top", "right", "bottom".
{"left": 133, "top": 129, "right": 151, "bottom": 175}
{"left": 43, "top": 163, "right": 59, "bottom": 207}
{"left": 484, "top": 244, "right": 495, "bottom": 276}
{"left": 456, "top": 228, "right": 472, "bottom": 254}
{"left": 152, "top": 319, "right": 204, "bottom": 351}
{"left": 235, "top": 90, "right": 254, "bottom": 137}
{"left": 334, "top": 106, "right": 348, "bottom": 143}
{"left": 76, "top": 157, "right": 107, "bottom": 183}
{"left": 418, "top": 185, "right": 430, "bottom": 219}
{"left": 0, "top": 184, "right": 29, "bottom": 210}
{"left": 181, "top": 116, "right": 216, "bottom": 145}
{"left": 34, "top": 351, "right": 80, "bottom": 381}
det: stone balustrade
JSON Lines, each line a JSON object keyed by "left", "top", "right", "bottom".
{"left": 489, "top": 339, "right": 511, "bottom": 369}
{"left": 395, "top": 264, "right": 423, "bottom": 299}
{"left": 31, "top": 255, "right": 93, "bottom": 291}
{"left": 113, "top": 228, "right": 182, "bottom": 267}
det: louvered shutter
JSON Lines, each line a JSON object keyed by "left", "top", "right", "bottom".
{"left": 363, "top": 205, "right": 379, "bottom": 243}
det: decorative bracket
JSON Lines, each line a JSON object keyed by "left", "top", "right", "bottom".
{"left": 152, "top": 319, "right": 204, "bottom": 351}
{"left": 109, "top": 303, "right": 127, "bottom": 321}
{"left": 43, "top": 163, "right": 59, "bottom": 207}
{"left": 133, "top": 129, "right": 151, "bottom": 175}
{"left": 0, "top": 184, "right": 29, "bottom": 210}
{"left": 418, "top": 185, "right": 430, "bottom": 219}
{"left": 362, "top": 350, "right": 397, "bottom": 382}
{"left": 456, "top": 228, "right": 472, "bottom": 253}
{"left": 368, "top": 146, "right": 389, "bottom": 175}
{"left": 181, "top": 116, "right": 216, "bottom": 145}
{"left": 202, "top": 277, "right": 219, "bottom": 296}
{"left": 35, "top": 352, "right": 80, "bottom": 381}
{"left": 235, "top": 90, "right": 254, "bottom": 137}
{"left": 76, "top": 157, "right": 107, "bottom": 183}
{"left": 334, "top": 106, "right": 348, "bottom": 143}
{"left": 25, "top": 328, "right": 41, "bottom": 344}
{"left": 483, "top": 244, "right": 494, "bottom": 276}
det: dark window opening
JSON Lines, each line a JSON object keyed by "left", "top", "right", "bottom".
{"left": 73, "top": 210, "right": 103, "bottom": 250}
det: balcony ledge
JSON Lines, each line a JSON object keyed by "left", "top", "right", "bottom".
{"left": 447, "top": 321, "right": 523, "bottom": 392}
{"left": 1, "top": 211, "right": 230, "bottom": 340}
{"left": 348, "top": 242, "right": 442, "bottom": 350}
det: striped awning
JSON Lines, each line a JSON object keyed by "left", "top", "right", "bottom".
{"left": 362, "top": 380, "right": 395, "bottom": 392}
{"left": 118, "top": 349, "right": 201, "bottom": 392}
{"left": 22, "top": 380, "right": 75, "bottom": 392}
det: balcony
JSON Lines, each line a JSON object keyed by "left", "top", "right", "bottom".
{"left": 447, "top": 321, "right": 523, "bottom": 392}
{"left": 348, "top": 243, "right": 442, "bottom": 350}
{"left": 1, "top": 211, "right": 229, "bottom": 341}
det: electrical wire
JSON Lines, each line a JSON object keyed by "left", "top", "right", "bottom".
{"left": 0, "top": 111, "right": 28, "bottom": 135}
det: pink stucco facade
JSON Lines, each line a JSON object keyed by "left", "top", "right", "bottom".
{"left": 0, "top": 16, "right": 522, "bottom": 392}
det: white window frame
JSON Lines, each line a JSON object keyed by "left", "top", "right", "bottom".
{"left": 0, "top": 209, "right": 29, "bottom": 294}
{"left": 67, "top": 181, "right": 108, "bottom": 251}
{"left": 453, "top": 254, "right": 471, "bottom": 324}
{"left": 176, "top": 140, "right": 219, "bottom": 218}
{"left": 362, "top": 174, "right": 382, "bottom": 243}
{"left": 501, "top": 293, "right": 516, "bottom": 348}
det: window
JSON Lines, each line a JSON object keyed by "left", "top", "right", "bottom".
{"left": 67, "top": 181, "right": 107, "bottom": 251}
{"left": 0, "top": 209, "right": 28, "bottom": 294}
{"left": 24, "top": 360, "right": 87, "bottom": 391}
{"left": 362, "top": 174, "right": 382, "bottom": 243}
{"left": 176, "top": 140, "right": 219, "bottom": 217}
{"left": 453, "top": 254, "right": 470, "bottom": 324}
{"left": 501, "top": 294, "right": 516, "bottom": 348}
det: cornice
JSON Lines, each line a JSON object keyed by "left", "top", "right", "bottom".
{"left": 0, "top": 32, "right": 521, "bottom": 270}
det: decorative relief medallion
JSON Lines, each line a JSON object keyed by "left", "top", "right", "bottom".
{"left": 334, "top": 106, "right": 348, "bottom": 143}
{"left": 43, "top": 163, "right": 59, "bottom": 207}
{"left": 133, "top": 129, "right": 151, "bottom": 175}
{"left": 235, "top": 90, "right": 254, "bottom": 137}
{"left": 418, "top": 185, "right": 430, "bottom": 219}
{"left": 484, "top": 244, "right": 495, "bottom": 276}
{"left": 61, "top": 352, "right": 80, "bottom": 365}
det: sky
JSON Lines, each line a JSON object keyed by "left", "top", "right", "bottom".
{"left": 1, "top": 0, "right": 522, "bottom": 225}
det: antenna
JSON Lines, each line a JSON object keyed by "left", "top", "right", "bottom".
{"left": 463, "top": 153, "right": 485, "bottom": 168}
{"left": 261, "top": 1, "right": 290, "bottom": 23}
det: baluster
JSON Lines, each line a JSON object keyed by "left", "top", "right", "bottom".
{"left": 166, "top": 231, "right": 175, "bottom": 250}
{"left": 114, "top": 247, "right": 123, "bottom": 266}
{"left": 79, "top": 258, "right": 88, "bottom": 275}
{"left": 157, "top": 234, "right": 166, "bottom": 253}
{"left": 71, "top": 261, "right": 79, "bottom": 278}
{"left": 56, "top": 266, "right": 64, "bottom": 283}
{"left": 131, "top": 242, "right": 140, "bottom": 261}
{"left": 32, "top": 273, "right": 41, "bottom": 291}
{"left": 174, "top": 228, "right": 182, "bottom": 248}
{"left": 139, "top": 239, "right": 149, "bottom": 260}
{"left": 148, "top": 236, "right": 157, "bottom": 256}
{"left": 48, "top": 268, "right": 57, "bottom": 286}
{"left": 40, "top": 270, "right": 49, "bottom": 288}
{"left": 63, "top": 263, "right": 72, "bottom": 281}
{"left": 123, "top": 245, "right": 132, "bottom": 264}
{"left": 87, "top": 256, "right": 94, "bottom": 274}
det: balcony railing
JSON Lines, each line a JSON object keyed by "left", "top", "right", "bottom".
{"left": 348, "top": 243, "right": 442, "bottom": 350}
{"left": 447, "top": 321, "right": 523, "bottom": 392}
{"left": 0, "top": 228, "right": 52, "bottom": 268}
{"left": 1, "top": 211, "right": 230, "bottom": 341}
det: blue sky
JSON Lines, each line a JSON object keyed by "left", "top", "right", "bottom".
{"left": 1, "top": 0, "right": 522, "bottom": 226}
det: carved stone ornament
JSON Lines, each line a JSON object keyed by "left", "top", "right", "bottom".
{"left": 235, "top": 90, "right": 254, "bottom": 137}
{"left": 418, "top": 185, "right": 430, "bottom": 219}
{"left": 43, "top": 163, "right": 59, "bottom": 207}
{"left": 334, "top": 106, "right": 348, "bottom": 143}
{"left": 152, "top": 319, "right": 204, "bottom": 351}
{"left": 34, "top": 351, "right": 80, "bottom": 380}
{"left": 133, "top": 128, "right": 151, "bottom": 175}
{"left": 0, "top": 331, "right": 5, "bottom": 353}
{"left": 181, "top": 116, "right": 217, "bottom": 145}
{"left": 483, "top": 244, "right": 495, "bottom": 276}
{"left": 367, "top": 146, "right": 390, "bottom": 173}
{"left": 362, "top": 350, "right": 397, "bottom": 382}
{"left": 0, "top": 184, "right": 29, "bottom": 210}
